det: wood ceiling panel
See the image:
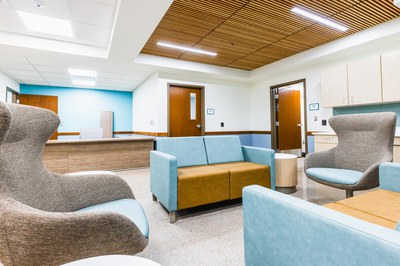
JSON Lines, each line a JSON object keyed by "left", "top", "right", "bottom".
{"left": 141, "top": 0, "right": 400, "bottom": 70}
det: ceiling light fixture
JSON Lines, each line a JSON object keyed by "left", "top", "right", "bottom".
{"left": 68, "top": 69, "right": 97, "bottom": 77}
{"left": 69, "top": 68, "right": 96, "bottom": 87}
{"left": 72, "top": 80, "right": 96, "bottom": 87}
{"left": 157, "top": 42, "right": 217, "bottom": 56}
{"left": 291, "top": 7, "right": 348, "bottom": 32}
{"left": 16, "top": 10, "right": 74, "bottom": 37}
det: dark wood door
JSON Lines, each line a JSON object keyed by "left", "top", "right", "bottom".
{"left": 169, "top": 85, "right": 203, "bottom": 137}
{"left": 277, "top": 88, "right": 301, "bottom": 151}
{"left": 19, "top": 94, "right": 59, "bottom": 140}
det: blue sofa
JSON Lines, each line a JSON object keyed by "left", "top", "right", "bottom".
{"left": 243, "top": 162, "right": 400, "bottom": 266}
{"left": 150, "top": 135, "right": 275, "bottom": 222}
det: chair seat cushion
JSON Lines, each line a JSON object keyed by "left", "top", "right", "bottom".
{"left": 306, "top": 167, "right": 363, "bottom": 185}
{"left": 178, "top": 165, "right": 230, "bottom": 209}
{"left": 77, "top": 199, "right": 149, "bottom": 239}
{"left": 213, "top": 162, "right": 270, "bottom": 199}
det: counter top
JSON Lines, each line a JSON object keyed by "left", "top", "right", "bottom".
{"left": 47, "top": 136, "right": 154, "bottom": 145}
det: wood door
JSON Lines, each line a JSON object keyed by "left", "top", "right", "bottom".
{"left": 169, "top": 85, "right": 203, "bottom": 137}
{"left": 19, "top": 94, "right": 59, "bottom": 140}
{"left": 277, "top": 88, "right": 301, "bottom": 151}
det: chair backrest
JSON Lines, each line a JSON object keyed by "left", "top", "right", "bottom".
{"left": 204, "top": 135, "right": 244, "bottom": 164}
{"left": 0, "top": 102, "right": 66, "bottom": 211}
{"left": 330, "top": 112, "right": 396, "bottom": 172}
{"left": 156, "top": 137, "right": 208, "bottom": 167}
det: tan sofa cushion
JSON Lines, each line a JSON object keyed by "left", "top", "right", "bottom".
{"left": 324, "top": 189, "right": 400, "bottom": 229}
{"left": 213, "top": 162, "right": 270, "bottom": 199}
{"left": 177, "top": 165, "right": 230, "bottom": 210}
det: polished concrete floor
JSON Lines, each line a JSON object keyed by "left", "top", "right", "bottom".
{"left": 115, "top": 158, "right": 369, "bottom": 266}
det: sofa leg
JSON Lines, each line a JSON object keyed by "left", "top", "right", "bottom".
{"left": 169, "top": 211, "right": 176, "bottom": 223}
{"left": 346, "top": 190, "right": 354, "bottom": 198}
{"left": 152, "top": 194, "right": 157, "bottom": 201}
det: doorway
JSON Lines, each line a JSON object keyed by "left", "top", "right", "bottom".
{"left": 19, "top": 94, "right": 59, "bottom": 140}
{"left": 168, "top": 84, "right": 204, "bottom": 137}
{"left": 270, "top": 79, "right": 307, "bottom": 156}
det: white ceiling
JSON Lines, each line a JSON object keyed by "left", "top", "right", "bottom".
{"left": 0, "top": 0, "right": 117, "bottom": 48}
{"left": 0, "top": 0, "right": 173, "bottom": 91}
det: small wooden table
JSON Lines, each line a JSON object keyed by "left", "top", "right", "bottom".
{"left": 62, "top": 255, "right": 162, "bottom": 266}
{"left": 275, "top": 153, "right": 298, "bottom": 194}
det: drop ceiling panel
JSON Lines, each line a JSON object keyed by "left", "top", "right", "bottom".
{"left": 70, "top": 0, "right": 115, "bottom": 28}
{"left": 142, "top": 0, "right": 400, "bottom": 70}
{"left": 0, "top": 0, "right": 118, "bottom": 49}
{"left": 73, "top": 22, "right": 110, "bottom": 47}
{"left": 0, "top": 61, "right": 35, "bottom": 71}
{"left": 21, "top": 80, "right": 49, "bottom": 85}
{"left": 33, "top": 65, "right": 68, "bottom": 74}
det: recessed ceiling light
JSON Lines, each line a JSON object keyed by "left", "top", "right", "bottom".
{"left": 72, "top": 80, "right": 96, "bottom": 87}
{"left": 17, "top": 11, "right": 74, "bottom": 37}
{"left": 157, "top": 42, "right": 217, "bottom": 56}
{"left": 68, "top": 69, "right": 97, "bottom": 77}
{"left": 291, "top": 7, "right": 348, "bottom": 32}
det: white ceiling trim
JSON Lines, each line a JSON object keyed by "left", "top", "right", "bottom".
{"left": 0, "top": 31, "right": 108, "bottom": 58}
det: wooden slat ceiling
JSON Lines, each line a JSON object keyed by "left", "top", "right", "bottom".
{"left": 141, "top": 0, "right": 400, "bottom": 70}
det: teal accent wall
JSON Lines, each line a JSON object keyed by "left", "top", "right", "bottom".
{"left": 20, "top": 85, "right": 133, "bottom": 132}
{"left": 333, "top": 103, "right": 400, "bottom": 126}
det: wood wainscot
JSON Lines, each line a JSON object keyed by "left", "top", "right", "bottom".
{"left": 43, "top": 137, "right": 154, "bottom": 174}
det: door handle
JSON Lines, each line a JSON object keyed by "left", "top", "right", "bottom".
{"left": 297, "top": 124, "right": 302, "bottom": 127}
{"left": 196, "top": 124, "right": 202, "bottom": 129}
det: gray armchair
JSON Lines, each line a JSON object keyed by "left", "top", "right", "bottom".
{"left": 0, "top": 102, "right": 148, "bottom": 266}
{"left": 305, "top": 112, "right": 396, "bottom": 198}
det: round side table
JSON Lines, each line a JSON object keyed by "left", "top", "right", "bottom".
{"left": 275, "top": 153, "right": 298, "bottom": 194}
{"left": 62, "top": 255, "right": 162, "bottom": 266}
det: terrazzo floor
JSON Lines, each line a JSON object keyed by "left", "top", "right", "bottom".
{"left": 115, "top": 158, "right": 369, "bottom": 266}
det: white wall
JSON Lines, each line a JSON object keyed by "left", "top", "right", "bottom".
{"left": 132, "top": 72, "right": 162, "bottom": 132}
{"left": 0, "top": 71, "right": 19, "bottom": 101}
{"left": 133, "top": 72, "right": 252, "bottom": 133}
{"left": 158, "top": 76, "right": 252, "bottom": 132}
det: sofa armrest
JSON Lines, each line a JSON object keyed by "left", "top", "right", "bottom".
{"left": 380, "top": 162, "right": 400, "bottom": 192}
{"left": 243, "top": 185, "right": 400, "bottom": 266}
{"left": 242, "top": 146, "right": 275, "bottom": 189}
{"left": 150, "top": 151, "right": 178, "bottom": 212}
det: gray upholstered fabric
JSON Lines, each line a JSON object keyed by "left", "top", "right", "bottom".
{"left": 305, "top": 112, "right": 396, "bottom": 193}
{"left": 0, "top": 102, "right": 148, "bottom": 266}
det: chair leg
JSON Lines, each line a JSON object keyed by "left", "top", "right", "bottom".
{"left": 152, "top": 194, "right": 157, "bottom": 201}
{"left": 169, "top": 211, "right": 176, "bottom": 223}
{"left": 346, "top": 190, "right": 354, "bottom": 198}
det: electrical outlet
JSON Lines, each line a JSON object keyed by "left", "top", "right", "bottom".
{"left": 314, "top": 116, "right": 318, "bottom": 122}
{"left": 221, "top": 122, "right": 224, "bottom": 127}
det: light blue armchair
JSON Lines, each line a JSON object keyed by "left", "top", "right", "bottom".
{"left": 243, "top": 162, "right": 400, "bottom": 266}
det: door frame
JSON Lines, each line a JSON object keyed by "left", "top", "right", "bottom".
{"left": 269, "top": 78, "right": 308, "bottom": 155}
{"left": 167, "top": 83, "right": 205, "bottom": 137}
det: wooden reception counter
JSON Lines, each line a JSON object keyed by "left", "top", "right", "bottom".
{"left": 43, "top": 136, "right": 155, "bottom": 174}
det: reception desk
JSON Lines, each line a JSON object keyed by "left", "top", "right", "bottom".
{"left": 43, "top": 137, "right": 154, "bottom": 174}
